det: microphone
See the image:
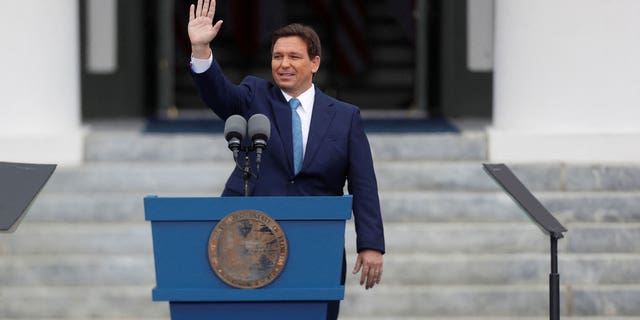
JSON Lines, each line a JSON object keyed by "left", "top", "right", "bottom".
{"left": 248, "top": 114, "right": 270, "bottom": 172}
{"left": 224, "top": 115, "right": 247, "bottom": 162}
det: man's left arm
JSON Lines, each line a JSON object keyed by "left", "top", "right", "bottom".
{"left": 346, "top": 108, "right": 385, "bottom": 289}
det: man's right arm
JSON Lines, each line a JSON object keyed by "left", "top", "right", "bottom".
{"left": 188, "top": 0, "right": 242, "bottom": 119}
{"left": 187, "top": 0, "right": 258, "bottom": 120}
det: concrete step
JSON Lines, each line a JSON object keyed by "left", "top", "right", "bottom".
{"left": 36, "top": 162, "right": 556, "bottom": 193}
{"left": 47, "top": 161, "right": 640, "bottom": 194}
{"left": 0, "top": 286, "right": 167, "bottom": 319}
{"left": 346, "top": 222, "right": 640, "bottom": 255}
{"left": 23, "top": 192, "right": 151, "bottom": 223}
{"left": 342, "top": 318, "right": 640, "bottom": 320}
{"left": 369, "top": 132, "right": 486, "bottom": 162}
{"left": 80, "top": 126, "right": 640, "bottom": 193}
{"left": 4, "top": 318, "right": 639, "bottom": 320}
{"left": 565, "top": 163, "right": 640, "bottom": 191}
{"left": 0, "top": 223, "right": 152, "bottom": 255}
{"left": 0, "top": 255, "right": 155, "bottom": 287}
{"left": 45, "top": 162, "right": 232, "bottom": 194}
{"left": 344, "top": 253, "right": 640, "bottom": 286}
{"left": 341, "top": 285, "right": 640, "bottom": 317}
{"left": 377, "top": 162, "right": 640, "bottom": 192}
{"left": 3, "top": 220, "right": 639, "bottom": 319}
{"left": 3, "top": 222, "right": 639, "bottom": 256}
{"left": 381, "top": 191, "right": 640, "bottom": 223}
{"left": 15, "top": 318, "right": 627, "bottom": 320}
{"left": 2, "top": 253, "right": 639, "bottom": 287}
{"left": 1, "top": 284, "right": 638, "bottom": 318}
{"left": 19, "top": 190, "right": 640, "bottom": 224}
{"left": 85, "top": 130, "right": 488, "bottom": 162}
{"left": 85, "top": 131, "right": 230, "bottom": 162}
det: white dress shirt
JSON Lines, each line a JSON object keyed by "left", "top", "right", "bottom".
{"left": 190, "top": 54, "right": 213, "bottom": 74}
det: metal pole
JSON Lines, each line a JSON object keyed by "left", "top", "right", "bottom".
{"left": 550, "top": 235, "right": 560, "bottom": 320}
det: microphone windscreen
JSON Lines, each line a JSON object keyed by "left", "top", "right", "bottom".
{"left": 248, "top": 114, "right": 271, "bottom": 140}
{"left": 224, "top": 115, "right": 247, "bottom": 141}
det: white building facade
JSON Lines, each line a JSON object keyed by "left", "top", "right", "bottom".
{"left": 490, "top": 0, "right": 640, "bottom": 162}
{"left": 0, "top": 1, "right": 84, "bottom": 165}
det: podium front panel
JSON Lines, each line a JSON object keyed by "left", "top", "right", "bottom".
{"left": 145, "top": 196, "right": 352, "bottom": 302}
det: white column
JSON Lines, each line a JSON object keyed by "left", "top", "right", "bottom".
{"left": 490, "top": 0, "right": 640, "bottom": 162}
{"left": 0, "top": 1, "right": 84, "bottom": 165}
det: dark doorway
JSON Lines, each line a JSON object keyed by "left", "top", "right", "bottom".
{"left": 427, "top": 0, "right": 493, "bottom": 117}
{"left": 168, "top": 0, "right": 418, "bottom": 118}
{"left": 80, "top": 0, "right": 156, "bottom": 119}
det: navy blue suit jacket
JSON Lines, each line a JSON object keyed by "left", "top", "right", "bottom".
{"left": 192, "top": 59, "right": 385, "bottom": 254}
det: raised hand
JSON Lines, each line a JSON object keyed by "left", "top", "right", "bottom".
{"left": 188, "top": 0, "right": 223, "bottom": 58}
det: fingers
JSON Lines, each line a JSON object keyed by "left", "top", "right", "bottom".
{"left": 208, "top": 0, "right": 217, "bottom": 18}
{"left": 195, "top": 0, "right": 203, "bottom": 17}
{"left": 366, "top": 269, "right": 375, "bottom": 289}
{"left": 361, "top": 265, "right": 383, "bottom": 289}
{"left": 212, "top": 20, "right": 223, "bottom": 36}
{"left": 366, "top": 266, "right": 383, "bottom": 289}
{"left": 354, "top": 250, "right": 383, "bottom": 289}
{"left": 352, "top": 255, "right": 362, "bottom": 275}
{"left": 192, "top": 0, "right": 217, "bottom": 23}
{"left": 195, "top": 0, "right": 215, "bottom": 19}
{"left": 202, "top": 0, "right": 210, "bottom": 17}
{"left": 360, "top": 265, "right": 369, "bottom": 286}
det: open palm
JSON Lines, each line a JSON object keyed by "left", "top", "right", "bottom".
{"left": 188, "top": 0, "right": 223, "bottom": 47}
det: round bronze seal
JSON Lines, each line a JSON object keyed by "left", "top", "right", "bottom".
{"left": 208, "top": 209, "right": 288, "bottom": 289}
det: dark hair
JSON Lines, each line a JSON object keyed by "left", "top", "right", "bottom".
{"left": 271, "top": 23, "right": 322, "bottom": 59}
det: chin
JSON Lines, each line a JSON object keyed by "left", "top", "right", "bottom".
{"left": 277, "top": 83, "right": 293, "bottom": 91}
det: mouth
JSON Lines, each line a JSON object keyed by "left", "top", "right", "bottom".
{"left": 278, "top": 72, "right": 295, "bottom": 80}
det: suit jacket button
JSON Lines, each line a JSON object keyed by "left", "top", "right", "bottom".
{"left": 290, "top": 180, "right": 295, "bottom": 184}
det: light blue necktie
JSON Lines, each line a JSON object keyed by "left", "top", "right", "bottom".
{"left": 289, "top": 98, "right": 303, "bottom": 174}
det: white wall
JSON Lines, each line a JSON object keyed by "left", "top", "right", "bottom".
{"left": 0, "top": 1, "right": 84, "bottom": 165}
{"left": 490, "top": 0, "right": 640, "bottom": 162}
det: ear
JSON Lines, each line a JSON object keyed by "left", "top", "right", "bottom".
{"left": 311, "top": 55, "right": 321, "bottom": 73}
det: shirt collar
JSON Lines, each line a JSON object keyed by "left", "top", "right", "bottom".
{"left": 282, "top": 85, "right": 315, "bottom": 113}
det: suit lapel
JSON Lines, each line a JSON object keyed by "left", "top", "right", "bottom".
{"left": 303, "top": 89, "right": 337, "bottom": 169}
{"left": 269, "top": 86, "right": 294, "bottom": 171}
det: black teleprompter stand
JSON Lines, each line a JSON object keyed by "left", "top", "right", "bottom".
{"left": 483, "top": 163, "right": 567, "bottom": 320}
{"left": 0, "top": 161, "right": 56, "bottom": 233}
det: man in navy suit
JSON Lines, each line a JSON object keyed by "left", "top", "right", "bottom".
{"left": 188, "top": 1, "right": 385, "bottom": 317}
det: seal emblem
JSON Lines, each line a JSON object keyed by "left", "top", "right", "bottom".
{"left": 208, "top": 209, "right": 288, "bottom": 289}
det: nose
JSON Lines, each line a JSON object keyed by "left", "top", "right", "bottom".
{"left": 281, "top": 57, "right": 291, "bottom": 68}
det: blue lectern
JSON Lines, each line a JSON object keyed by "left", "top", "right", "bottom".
{"left": 144, "top": 196, "right": 352, "bottom": 320}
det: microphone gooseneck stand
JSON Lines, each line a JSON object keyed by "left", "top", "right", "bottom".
{"left": 240, "top": 146, "right": 263, "bottom": 197}
{"left": 242, "top": 150, "right": 251, "bottom": 197}
{"left": 224, "top": 113, "right": 270, "bottom": 198}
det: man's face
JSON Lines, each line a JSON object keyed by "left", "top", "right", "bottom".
{"left": 271, "top": 36, "right": 320, "bottom": 97}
